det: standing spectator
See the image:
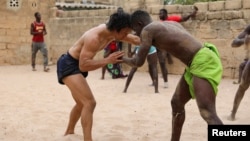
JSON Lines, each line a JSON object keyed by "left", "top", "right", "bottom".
{"left": 30, "top": 12, "right": 50, "bottom": 72}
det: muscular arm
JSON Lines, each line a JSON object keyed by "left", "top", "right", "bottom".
{"left": 123, "top": 30, "right": 151, "bottom": 67}
{"left": 79, "top": 37, "right": 124, "bottom": 72}
{"left": 180, "top": 6, "right": 198, "bottom": 22}
{"left": 231, "top": 25, "right": 250, "bottom": 47}
{"left": 121, "top": 34, "right": 140, "bottom": 45}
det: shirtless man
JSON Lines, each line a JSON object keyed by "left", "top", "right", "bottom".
{"left": 56, "top": 11, "right": 140, "bottom": 141}
{"left": 123, "top": 10, "right": 223, "bottom": 141}
{"left": 228, "top": 24, "right": 250, "bottom": 121}
{"left": 157, "top": 6, "right": 198, "bottom": 88}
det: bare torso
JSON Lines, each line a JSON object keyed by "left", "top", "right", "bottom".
{"left": 144, "top": 21, "right": 202, "bottom": 65}
{"left": 68, "top": 24, "right": 115, "bottom": 60}
{"left": 65, "top": 24, "right": 140, "bottom": 72}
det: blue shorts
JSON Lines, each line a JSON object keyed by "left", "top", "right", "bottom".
{"left": 135, "top": 46, "right": 157, "bottom": 55}
{"left": 57, "top": 52, "right": 88, "bottom": 84}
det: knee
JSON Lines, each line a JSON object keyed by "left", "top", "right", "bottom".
{"left": 199, "top": 109, "right": 212, "bottom": 122}
{"left": 171, "top": 98, "right": 183, "bottom": 112}
{"left": 239, "top": 83, "right": 249, "bottom": 91}
{"left": 84, "top": 100, "right": 96, "bottom": 111}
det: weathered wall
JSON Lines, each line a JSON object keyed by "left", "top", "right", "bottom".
{"left": 147, "top": 0, "right": 250, "bottom": 78}
{"left": 0, "top": 0, "right": 250, "bottom": 78}
{"left": 0, "top": 0, "right": 55, "bottom": 65}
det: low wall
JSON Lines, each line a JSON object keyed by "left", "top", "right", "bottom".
{"left": 0, "top": 0, "right": 250, "bottom": 78}
{"left": 48, "top": 0, "right": 250, "bottom": 78}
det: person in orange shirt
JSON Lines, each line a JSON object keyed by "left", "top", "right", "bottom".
{"left": 159, "top": 6, "right": 198, "bottom": 22}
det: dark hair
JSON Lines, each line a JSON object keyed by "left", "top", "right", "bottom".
{"left": 34, "top": 12, "right": 39, "bottom": 17}
{"left": 117, "top": 7, "right": 123, "bottom": 13}
{"left": 160, "top": 8, "right": 168, "bottom": 15}
{"left": 131, "top": 10, "right": 151, "bottom": 25}
{"left": 106, "top": 11, "right": 131, "bottom": 32}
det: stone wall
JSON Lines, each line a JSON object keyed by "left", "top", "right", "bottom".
{"left": 0, "top": 0, "right": 250, "bottom": 78}
{"left": 147, "top": 0, "right": 250, "bottom": 78}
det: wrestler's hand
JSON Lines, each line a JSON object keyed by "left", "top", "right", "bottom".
{"left": 106, "top": 51, "right": 124, "bottom": 64}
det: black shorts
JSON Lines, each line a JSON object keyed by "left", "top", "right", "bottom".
{"left": 57, "top": 52, "right": 88, "bottom": 84}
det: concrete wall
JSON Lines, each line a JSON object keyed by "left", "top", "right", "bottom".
{"left": 0, "top": 0, "right": 250, "bottom": 78}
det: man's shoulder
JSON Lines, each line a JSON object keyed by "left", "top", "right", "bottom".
{"left": 147, "top": 21, "right": 163, "bottom": 28}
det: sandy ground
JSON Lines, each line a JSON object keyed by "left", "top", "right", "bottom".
{"left": 0, "top": 64, "right": 250, "bottom": 141}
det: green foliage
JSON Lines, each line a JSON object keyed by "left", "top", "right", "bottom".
{"left": 164, "top": 0, "right": 225, "bottom": 5}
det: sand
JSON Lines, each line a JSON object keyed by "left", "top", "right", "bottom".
{"left": 0, "top": 65, "right": 249, "bottom": 141}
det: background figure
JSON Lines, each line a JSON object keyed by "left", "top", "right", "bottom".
{"left": 30, "top": 12, "right": 50, "bottom": 72}
{"left": 123, "top": 45, "right": 159, "bottom": 93}
{"left": 228, "top": 24, "right": 250, "bottom": 121}
{"left": 233, "top": 58, "right": 248, "bottom": 84}
{"left": 158, "top": 6, "right": 198, "bottom": 88}
{"left": 123, "top": 10, "right": 223, "bottom": 141}
{"left": 101, "top": 41, "right": 128, "bottom": 79}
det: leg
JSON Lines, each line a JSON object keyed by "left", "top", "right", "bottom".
{"left": 117, "top": 63, "right": 128, "bottom": 78}
{"left": 170, "top": 76, "right": 191, "bottom": 141}
{"left": 229, "top": 61, "right": 250, "bottom": 120}
{"left": 112, "top": 63, "right": 127, "bottom": 79}
{"left": 238, "top": 60, "right": 247, "bottom": 83}
{"left": 166, "top": 52, "right": 173, "bottom": 64}
{"left": 31, "top": 43, "right": 39, "bottom": 71}
{"left": 233, "top": 60, "right": 247, "bottom": 84}
{"left": 193, "top": 76, "right": 223, "bottom": 124}
{"left": 123, "top": 67, "right": 137, "bottom": 93}
{"left": 40, "top": 43, "right": 49, "bottom": 72}
{"left": 157, "top": 50, "right": 168, "bottom": 88}
{"left": 147, "top": 53, "right": 159, "bottom": 93}
{"left": 101, "top": 65, "right": 106, "bottom": 79}
{"left": 102, "top": 50, "right": 111, "bottom": 79}
{"left": 63, "top": 74, "right": 96, "bottom": 141}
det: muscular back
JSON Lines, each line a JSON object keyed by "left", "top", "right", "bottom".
{"left": 142, "top": 21, "right": 202, "bottom": 65}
